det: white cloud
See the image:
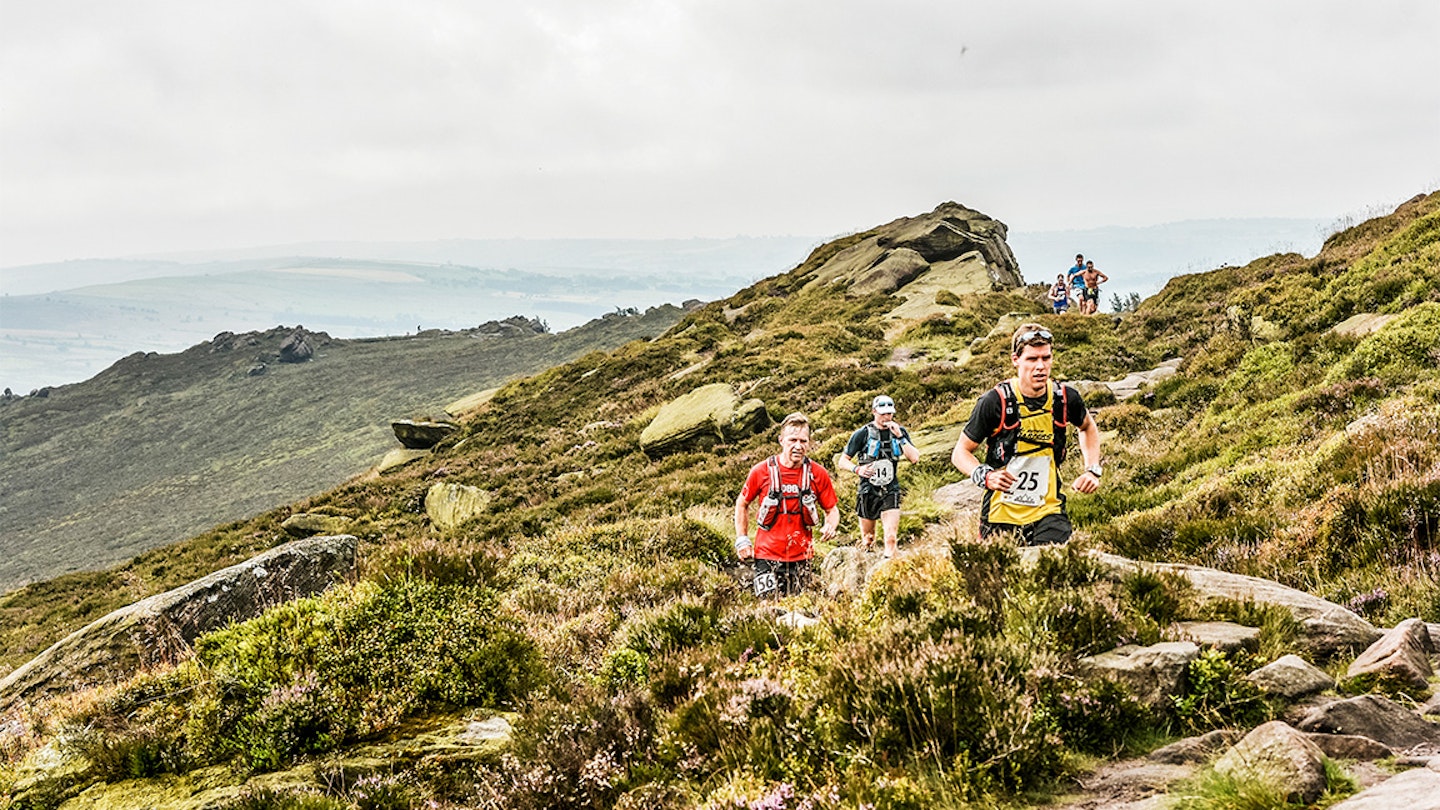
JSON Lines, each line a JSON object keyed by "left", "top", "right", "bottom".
{"left": 1, "top": 0, "right": 1436, "bottom": 266}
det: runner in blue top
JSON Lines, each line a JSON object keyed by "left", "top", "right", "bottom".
{"left": 1067, "top": 254, "right": 1086, "bottom": 295}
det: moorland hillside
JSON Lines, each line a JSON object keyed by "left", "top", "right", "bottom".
{"left": 0, "top": 306, "right": 684, "bottom": 593}
{"left": 1, "top": 195, "right": 1437, "bottom": 809}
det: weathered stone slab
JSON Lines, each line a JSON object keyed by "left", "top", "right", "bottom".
{"left": 1327, "top": 768, "right": 1440, "bottom": 810}
{"left": 0, "top": 535, "right": 358, "bottom": 712}
{"left": 1172, "top": 621, "right": 1261, "bottom": 653}
{"left": 1344, "top": 617, "right": 1435, "bottom": 694}
{"left": 391, "top": 419, "right": 459, "bottom": 449}
{"left": 1148, "top": 729, "right": 1241, "bottom": 764}
{"left": 1082, "top": 358, "right": 1183, "bottom": 402}
{"left": 1214, "top": 721, "right": 1328, "bottom": 805}
{"left": 1304, "top": 732, "right": 1393, "bottom": 761}
{"left": 1246, "top": 654, "right": 1335, "bottom": 700}
{"left": 1079, "top": 641, "right": 1200, "bottom": 707}
{"left": 1330, "top": 313, "right": 1397, "bottom": 339}
{"left": 1296, "top": 695, "right": 1440, "bottom": 751}
{"left": 638, "top": 383, "right": 769, "bottom": 457}
{"left": 425, "top": 482, "right": 492, "bottom": 531}
{"left": 280, "top": 512, "right": 353, "bottom": 538}
{"left": 1090, "top": 552, "right": 1381, "bottom": 658}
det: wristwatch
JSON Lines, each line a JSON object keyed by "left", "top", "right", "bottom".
{"left": 1085, "top": 464, "right": 1103, "bottom": 478}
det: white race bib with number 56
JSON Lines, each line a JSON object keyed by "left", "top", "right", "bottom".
{"left": 999, "top": 454, "right": 1050, "bottom": 508}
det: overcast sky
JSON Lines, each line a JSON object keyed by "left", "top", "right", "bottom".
{"left": 2, "top": 0, "right": 1437, "bottom": 269}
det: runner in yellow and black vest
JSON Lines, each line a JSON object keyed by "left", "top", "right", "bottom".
{"left": 951, "top": 322, "right": 1104, "bottom": 546}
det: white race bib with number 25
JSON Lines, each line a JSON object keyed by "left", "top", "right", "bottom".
{"left": 999, "top": 454, "right": 1050, "bottom": 508}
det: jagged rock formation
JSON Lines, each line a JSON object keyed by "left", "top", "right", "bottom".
{"left": 806, "top": 202, "right": 1021, "bottom": 295}
{"left": 472, "top": 315, "right": 548, "bottom": 338}
{"left": 0, "top": 535, "right": 357, "bottom": 712}
{"left": 800, "top": 202, "right": 1023, "bottom": 334}
{"left": 278, "top": 327, "right": 317, "bottom": 362}
{"left": 639, "top": 383, "right": 769, "bottom": 457}
{"left": 1343, "top": 617, "right": 1435, "bottom": 693}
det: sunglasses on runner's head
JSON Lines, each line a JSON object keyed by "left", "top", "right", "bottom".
{"left": 1013, "top": 329, "right": 1053, "bottom": 352}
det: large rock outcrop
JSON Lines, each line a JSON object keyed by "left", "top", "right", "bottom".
{"left": 801, "top": 202, "right": 1024, "bottom": 331}
{"left": 0, "top": 535, "right": 358, "bottom": 712}
{"left": 639, "top": 383, "right": 769, "bottom": 457}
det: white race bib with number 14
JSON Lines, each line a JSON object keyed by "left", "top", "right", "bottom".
{"left": 999, "top": 454, "right": 1050, "bottom": 507}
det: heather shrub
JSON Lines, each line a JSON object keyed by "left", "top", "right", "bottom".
{"left": 1122, "top": 568, "right": 1192, "bottom": 627}
{"left": 501, "top": 687, "right": 665, "bottom": 810}
{"left": 946, "top": 533, "right": 1018, "bottom": 625}
{"left": 1093, "top": 402, "right": 1151, "bottom": 437}
{"left": 1171, "top": 649, "right": 1271, "bottom": 733}
{"left": 184, "top": 576, "right": 540, "bottom": 771}
{"left": 621, "top": 599, "right": 724, "bottom": 657}
{"left": 818, "top": 621, "right": 1062, "bottom": 792}
{"left": 1036, "top": 671, "right": 1151, "bottom": 755}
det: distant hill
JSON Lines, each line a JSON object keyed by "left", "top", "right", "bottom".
{"left": 0, "top": 252, "right": 793, "bottom": 395}
{"left": 0, "top": 222, "right": 1328, "bottom": 394}
{"left": 0, "top": 305, "right": 685, "bottom": 592}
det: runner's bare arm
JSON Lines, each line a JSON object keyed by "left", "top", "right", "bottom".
{"left": 1072, "top": 414, "right": 1102, "bottom": 494}
{"left": 733, "top": 492, "right": 754, "bottom": 559}
{"left": 820, "top": 504, "right": 840, "bottom": 541}
{"left": 953, "top": 434, "right": 1014, "bottom": 490}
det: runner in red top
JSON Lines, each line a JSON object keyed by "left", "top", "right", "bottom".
{"left": 734, "top": 412, "right": 840, "bottom": 597}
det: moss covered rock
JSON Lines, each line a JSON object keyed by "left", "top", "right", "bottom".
{"left": 425, "top": 482, "right": 493, "bottom": 531}
{"left": 638, "top": 383, "right": 769, "bottom": 457}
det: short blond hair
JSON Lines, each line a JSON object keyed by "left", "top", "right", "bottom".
{"left": 777, "top": 412, "right": 811, "bottom": 440}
